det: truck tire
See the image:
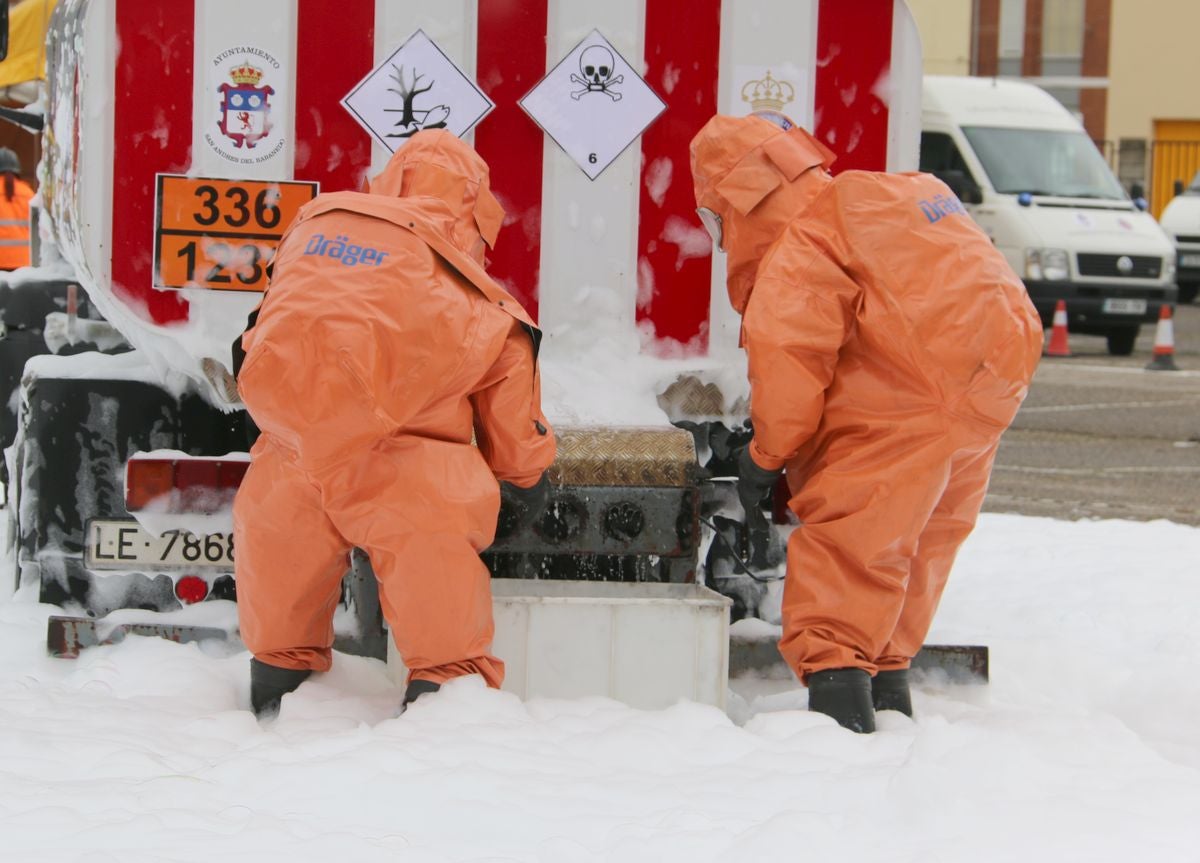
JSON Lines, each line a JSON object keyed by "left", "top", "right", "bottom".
{"left": 1106, "top": 326, "right": 1140, "bottom": 356}
{"left": 1178, "top": 284, "right": 1197, "bottom": 305}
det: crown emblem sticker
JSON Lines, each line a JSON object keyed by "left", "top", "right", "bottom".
{"left": 733, "top": 66, "right": 808, "bottom": 128}
{"left": 207, "top": 47, "right": 287, "bottom": 167}
{"left": 741, "top": 71, "right": 795, "bottom": 113}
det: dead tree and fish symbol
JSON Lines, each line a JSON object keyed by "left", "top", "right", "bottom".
{"left": 386, "top": 65, "right": 451, "bottom": 138}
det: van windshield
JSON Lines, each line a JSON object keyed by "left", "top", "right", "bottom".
{"left": 962, "top": 126, "right": 1126, "bottom": 199}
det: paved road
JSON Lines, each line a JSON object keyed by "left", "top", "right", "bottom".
{"left": 985, "top": 301, "right": 1200, "bottom": 525}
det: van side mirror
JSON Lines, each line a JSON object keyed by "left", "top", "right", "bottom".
{"left": 0, "top": 4, "right": 8, "bottom": 62}
{"left": 1174, "top": 180, "right": 1186, "bottom": 197}
{"left": 1130, "top": 182, "right": 1145, "bottom": 200}
{"left": 934, "top": 170, "right": 983, "bottom": 205}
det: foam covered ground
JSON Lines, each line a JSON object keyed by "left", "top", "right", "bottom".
{"left": 2, "top": 513, "right": 1198, "bottom": 861}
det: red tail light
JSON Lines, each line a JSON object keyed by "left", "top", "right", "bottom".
{"left": 174, "top": 460, "right": 220, "bottom": 511}
{"left": 219, "top": 460, "right": 249, "bottom": 488}
{"left": 174, "top": 459, "right": 219, "bottom": 489}
{"left": 126, "top": 456, "right": 250, "bottom": 513}
{"left": 174, "top": 575, "right": 210, "bottom": 604}
{"left": 125, "top": 460, "right": 174, "bottom": 511}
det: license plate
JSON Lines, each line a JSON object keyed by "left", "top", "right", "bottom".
{"left": 1180, "top": 254, "right": 1200, "bottom": 268}
{"left": 86, "top": 520, "right": 234, "bottom": 570}
{"left": 1102, "top": 298, "right": 1147, "bottom": 315}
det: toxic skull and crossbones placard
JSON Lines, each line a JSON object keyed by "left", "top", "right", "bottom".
{"left": 520, "top": 30, "right": 665, "bottom": 180}
{"left": 570, "top": 46, "right": 625, "bottom": 101}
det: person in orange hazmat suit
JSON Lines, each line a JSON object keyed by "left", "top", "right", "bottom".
{"left": 690, "top": 113, "right": 1042, "bottom": 733}
{"left": 232, "top": 129, "right": 556, "bottom": 718}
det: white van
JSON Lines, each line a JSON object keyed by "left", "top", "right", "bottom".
{"left": 920, "top": 76, "right": 1177, "bottom": 355}
{"left": 1158, "top": 170, "right": 1200, "bottom": 304}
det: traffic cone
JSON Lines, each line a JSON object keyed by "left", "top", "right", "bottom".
{"left": 1045, "top": 299, "right": 1071, "bottom": 357}
{"left": 1145, "top": 305, "right": 1180, "bottom": 371}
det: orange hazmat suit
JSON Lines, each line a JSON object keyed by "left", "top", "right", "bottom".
{"left": 691, "top": 115, "right": 1042, "bottom": 680}
{"left": 233, "top": 130, "right": 555, "bottom": 688}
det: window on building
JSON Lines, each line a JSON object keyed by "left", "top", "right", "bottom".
{"left": 997, "top": 0, "right": 1025, "bottom": 77}
{"left": 1042, "top": 0, "right": 1085, "bottom": 111}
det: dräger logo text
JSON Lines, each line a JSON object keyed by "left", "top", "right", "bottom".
{"left": 918, "top": 194, "right": 968, "bottom": 225}
{"left": 302, "top": 234, "right": 390, "bottom": 266}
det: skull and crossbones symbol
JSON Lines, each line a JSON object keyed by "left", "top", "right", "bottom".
{"left": 570, "top": 45, "right": 623, "bottom": 101}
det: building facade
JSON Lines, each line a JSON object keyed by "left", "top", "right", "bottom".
{"left": 907, "top": 0, "right": 1200, "bottom": 216}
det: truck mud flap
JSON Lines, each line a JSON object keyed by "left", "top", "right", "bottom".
{"left": 730, "top": 637, "right": 989, "bottom": 684}
{"left": 47, "top": 615, "right": 233, "bottom": 659}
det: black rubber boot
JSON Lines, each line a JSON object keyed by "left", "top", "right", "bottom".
{"left": 250, "top": 658, "right": 312, "bottom": 718}
{"left": 807, "top": 668, "right": 876, "bottom": 733}
{"left": 872, "top": 668, "right": 913, "bottom": 717}
{"left": 401, "top": 679, "right": 441, "bottom": 712}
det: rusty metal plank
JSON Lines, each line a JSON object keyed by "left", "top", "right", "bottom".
{"left": 47, "top": 615, "right": 231, "bottom": 659}
{"left": 729, "top": 637, "right": 989, "bottom": 684}
{"left": 912, "top": 644, "right": 989, "bottom": 684}
{"left": 549, "top": 427, "right": 697, "bottom": 488}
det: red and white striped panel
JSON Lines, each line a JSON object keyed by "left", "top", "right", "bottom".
{"left": 64, "top": 0, "right": 919, "bottom": 396}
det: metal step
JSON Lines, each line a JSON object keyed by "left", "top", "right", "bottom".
{"left": 730, "top": 635, "right": 988, "bottom": 684}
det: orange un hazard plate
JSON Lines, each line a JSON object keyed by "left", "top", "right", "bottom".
{"left": 153, "top": 175, "right": 318, "bottom": 292}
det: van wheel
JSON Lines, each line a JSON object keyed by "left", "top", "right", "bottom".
{"left": 1179, "top": 284, "right": 1198, "bottom": 304}
{"left": 1106, "top": 327, "right": 1139, "bottom": 356}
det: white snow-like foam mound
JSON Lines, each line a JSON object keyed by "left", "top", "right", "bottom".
{"left": 1, "top": 513, "right": 1198, "bottom": 860}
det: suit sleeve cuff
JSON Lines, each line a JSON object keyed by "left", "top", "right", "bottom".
{"left": 749, "top": 439, "right": 787, "bottom": 473}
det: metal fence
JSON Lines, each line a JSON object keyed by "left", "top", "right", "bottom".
{"left": 1150, "top": 140, "right": 1200, "bottom": 218}
{"left": 1097, "top": 138, "right": 1200, "bottom": 219}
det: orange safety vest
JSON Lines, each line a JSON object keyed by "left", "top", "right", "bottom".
{"left": 0, "top": 178, "right": 34, "bottom": 270}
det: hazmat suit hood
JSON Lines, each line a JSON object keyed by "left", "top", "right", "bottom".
{"left": 368, "top": 129, "right": 506, "bottom": 265}
{"left": 690, "top": 115, "right": 837, "bottom": 314}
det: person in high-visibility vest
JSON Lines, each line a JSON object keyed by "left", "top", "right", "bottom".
{"left": 0, "top": 148, "right": 33, "bottom": 270}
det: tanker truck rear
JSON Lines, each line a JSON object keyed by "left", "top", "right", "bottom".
{"left": 1, "top": 0, "right": 923, "bottom": 653}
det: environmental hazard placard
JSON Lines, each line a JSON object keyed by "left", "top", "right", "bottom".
{"left": 341, "top": 29, "right": 494, "bottom": 152}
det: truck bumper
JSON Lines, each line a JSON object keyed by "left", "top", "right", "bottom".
{"left": 1175, "top": 247, "right": 1200, "bottom": 290}
{"left": 1024, "top": 280, "right": 1177, "bottom": 334}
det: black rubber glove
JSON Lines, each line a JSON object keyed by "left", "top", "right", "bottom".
{"left": 500, "top": 473, "right": 551, "bottom": 532}
{"left": 737, "top": 446, "right": 783, "bottom": 569}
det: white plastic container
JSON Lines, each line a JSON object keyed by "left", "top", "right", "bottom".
{"left": 387, "top": 579, "right": 732, "bottom": 710}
